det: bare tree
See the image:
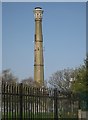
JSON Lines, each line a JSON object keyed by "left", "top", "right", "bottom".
{"left": 48, "top": 68, "right": 74, "bottom": 92}
{"left": 21, "top": 77, "right": 48, "bottom": 88}
{"left": 2, "top": 69, "right": 18, "bottom": 84}
{"left": 21, "top": 77, "right": 34, "bottom": 86}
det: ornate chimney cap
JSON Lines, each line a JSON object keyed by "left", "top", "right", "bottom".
{"left": 34, "top": 7, "right": 43, "bottom": 20}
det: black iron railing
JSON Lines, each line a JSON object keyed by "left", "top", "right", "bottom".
{"left": 1, "top": 81, "right": 80, "bottom": 119}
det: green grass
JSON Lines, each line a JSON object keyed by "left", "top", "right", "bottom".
{"left": 2, "top": 112, "right": 54, "bottom": 119}
{"left": 2, "top": 111, "right": 78, "bottom": 119}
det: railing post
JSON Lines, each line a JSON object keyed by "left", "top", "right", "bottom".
{"left": 0, "top": 79, "right": 2, "bottom": 120}
{"left": 19, "top": 83, "right": 23, "bottom": 120}
{"left": 54, "top": 88, "right": 58, "bottom": 120}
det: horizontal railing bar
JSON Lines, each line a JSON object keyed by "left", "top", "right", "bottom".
{"left": 2, "top": 93, "right": 79, "bottom": 100}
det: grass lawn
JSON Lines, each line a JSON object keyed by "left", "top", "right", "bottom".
{"left": 2, "top": 111, "right": 78, "bottom": 119}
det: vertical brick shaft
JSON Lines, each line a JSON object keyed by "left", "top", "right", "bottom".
{"left": 33, "top": 7, "right": 44, "bottom": 86}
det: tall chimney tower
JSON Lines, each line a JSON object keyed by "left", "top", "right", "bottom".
{"left": 33, "top": 7, "right": 44, "bottom": 86}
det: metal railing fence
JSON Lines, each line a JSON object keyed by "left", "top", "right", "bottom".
{"left": 1, "top": 81, "right": 80, "bottom": 119}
